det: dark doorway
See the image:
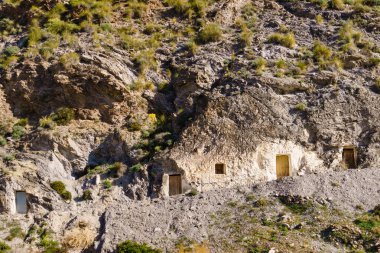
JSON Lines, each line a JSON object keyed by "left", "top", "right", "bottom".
{"left": 169, "top": 175, "right": 182, "bottom": 196}
{"left": 343, "top": 148, "right": 356, "bottom": 169}
{"left": 215, "top": 163, "right": 226, "bottom": 174}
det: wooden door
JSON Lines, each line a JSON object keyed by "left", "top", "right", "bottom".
{"left": 276, "top": 155, "right": 290, "bottom": 179}
{"left": 169, "top": 175, "right": 182, "bottom": 196}
{"left": 343, "top": 148, "right": 356, "bottom": 169}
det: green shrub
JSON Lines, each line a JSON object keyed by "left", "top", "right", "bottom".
{"left": 130, "top": 163, "right": 142, "bottom": 172}
{"left": 50, "top": 181, "right": 66, "bottom": 195}
{"left": 28, "top": 19, "right": 43, "bottom": 46}
{"left": 4, "top": 46, "right": 20, "bottom": 56}
{"left": 133, "top": 50, "right": 157, "bottom": 74}
{"left": 11, "top": 125, "right": 26, "bottom": 139}
{"left": 0, "top": 241, "right": 11, "bottom": 252}
{"left": 185, "top": 40, "right": 198, "bottom": 55}
{"left": 116, "top": 240, "right": 161, "bottom": 253}
{"left": 253, "top": 198, "right": 269, "bottom": 207}
{"left": 61, "top": 191, "right": 72, "bottom": 201}
{"left": 108, "top": 162, "right": 124, "bottom": 177}
{"left": 295, "top": 103, "right": 307, "bottom": 111}
{"left": 198, "top": 23, "right": 222, "bottom": 44}
{"left": 331, "top": 0, "right": 345, "bottom": 9}
{"left": 6, "top": 226, "right": 25, "bottom": 241}
{"left": 15, "top": 118, "right": 28, "bottom": 127}
{"left": 39, "top": 116, "right": 56, "bottom": 129}
{"left": 3, "top": 155, "right": 15, "bottom": 162}
{"left": 316, "top": 14, "right": 324, "bottom": 24}
{"left": 82, "top": 190, "right": 93, "bottom": 201}
{"left": 50, "top": 107, "right": 74, "bottom": 125}
{"left": 165, "top": 0, "right": 190, "bottom": 14}
{"left": 103, "top": 179, "right": 112, "bottom": 189}
{"left": 313, "top": 40, "right": 332, "bottom": 61}
{"left": 267, "top": 33, "right": 296, "bottom": 49}
{"left": 126, "top": 0, "right": 148, "bottom": 19}
{"left": 252, "top": 57, "right": 267, "bottom": 75}
{"left": 59, "top": 52, "right": 79, "bottom": 69}
{"left": 0, "top": 137, "right": 6, "bottom": 146}
{"left": 373, "top": 204, "right": 380, "bottom": 216}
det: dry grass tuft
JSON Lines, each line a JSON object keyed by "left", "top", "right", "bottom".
{"left": 63, "top": 223, "right": 95, "bottom": 250}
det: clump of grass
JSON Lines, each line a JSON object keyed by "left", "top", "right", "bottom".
{"left": 50, "top": 107, "right": 74, "bottom": 125}
{"left": 0, "top": 240, "right": 11, "bottom": 252}
{"left": 375, "top": 78, "right": 380, "bottom": 93}
{"left": 59, "top": 52, "right": 79, "bottom": 69}
{"left": 3, "top": 154, "right": 15, "bottom": 162}
{"left": 116, "top": 240, "right": 161, "bottom": 253}
{"left": 253, "top": 197, "right": 269, "bottom": 207}
{"left": 267, "top": 33, "right": 296, "bottom": 49}
{"left": 82, "top": 190, "right": 93, "bottom": 201}
{"left": 185, "top": 40, "right": 198, "bottom": 56}
{"left": 103, "top": 179, "right": 112, "bottom": 189}
{"left": 11, "top": 125, "right": 26, "bottom": 140}
{"left": 331, "top": 0, "right": 345, "bottom": 10}
{"left": 5, "top": 226, "right": 25, "bottom": 241}
{"left": 316, "top": 14, "right": 324, "bottom": 24}
{"left": 312, "top": 40, "right": 332, "bottom": 66}
{"left": 295, "top": 103, "right": 307, "bottom": 111}
{"left": 130, "top": 163, "right": 142, "bottom": 172}
{"left": 39, "top": 116, "right": 56, "bottom": 129}
{"left": 0, "top": 137, "right": 6, "bottom": 146}
{"left": 198, "top": 23, "right": 222, "bottom": 44}
{"left": 108, "top": 162, "right": 125, "bottom": 178}
{"left": 133, "top": 50, "right": 157, "bottom": 74}
{"left": 252, "top": 57, "right": 267, "bottom": 75}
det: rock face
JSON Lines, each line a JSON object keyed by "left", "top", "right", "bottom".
{"left": 0, "top": 0, "right": 379, "bottom": 252}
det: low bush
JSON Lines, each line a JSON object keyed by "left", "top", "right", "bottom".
{"left": 252, "top": 57, "right": 266, "bottom": 75}
{"left": 6, "top": 226, "right": 25, "bottom": 241}
{"left": 15, "top": 118, "right": 28, "bottom": 127}
{"left": 198, "top": 23, "right": 222, "bottom": 44}
{"left": 0, "top": 240, "right": 11, "bottom": 252}
{"left": 59, "top": 52, "right": 79, "bottom": 69}
{"left": 4, "top": 46, "right": 20, "bottom": 56}
{"left": 50, "top": 107, "right": 74, "bottom": 125}
{"left": 0, "top": 137, "right": 6, "bottom": 146}
{"left": 267, "top": 33, "right": 296, "bottom": 49}
{"left": 50, "top": 181, "right": 66, "bottom": 195}
{"left": 11, "top": 125, "right": 26, "bottom": 139}
{"left": 61, "top": 191, "right": 72, "bottom": 201}
{"left": 295, "top": 103, "right": 307, "bottom": 111}
{"left": 82, "top": 190, "right": 93, "bottom": 201}
{"left": 103, "top": 179, "right": 112, "bottom": 189}
{"left": 130, "top": 163, "right": 142, "bottom": 172}
{"left": 39, "top": 116, "right": 56, "bottom": 129}
{"left": 51, "top": 181, "right": 72, "bottom": 201}
{"left": 116, "top": 240, "right": 161, "bottom": 253}
{"left": 313, "top": 40, "right": 332, "bottom": 61}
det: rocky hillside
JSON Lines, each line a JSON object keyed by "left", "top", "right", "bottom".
{"left": 0, "top": 0, "right": 380, "bottom": 252}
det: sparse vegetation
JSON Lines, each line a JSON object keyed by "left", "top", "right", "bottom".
{"left": 103, "top": 179, "right": 112, "bottom": 189}
{"left": 116, "top": 240, "right": 161, "bottom": 253}
{"left": 295, "top": 103, "right": 307, "bottom": 111}
{"left": 252, "top": 57, "right": 267, "bottom": 75}
{"left": 82, "top": 190, "right": 93, "bottom": 201}
{"left": 50, "top": 181, "right": 72, "bottom": 201}
{"left": 198, "top": 23, "right": 222, "bottom": 44}
{"left": 267, "top": 33, "right": 296, "bottom": 49}
{"left": 0, "top": 241, "right": 11, "bottom": 253}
